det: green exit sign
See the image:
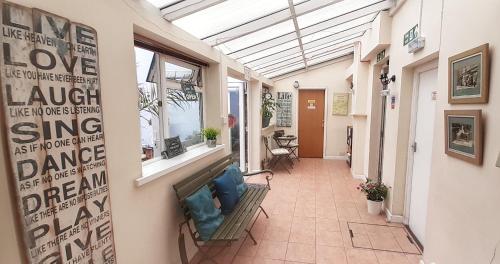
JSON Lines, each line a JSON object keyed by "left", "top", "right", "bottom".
{"left": 403, "top": 25, "right": 418, "bottom": 46}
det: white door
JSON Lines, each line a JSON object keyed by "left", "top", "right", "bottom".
{"left": 408, "top": 67, "right": 438, "bottom": 247}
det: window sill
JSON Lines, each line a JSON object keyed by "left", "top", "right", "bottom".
{"left": 136, "top": 144, "right": 225, "bottom": 187}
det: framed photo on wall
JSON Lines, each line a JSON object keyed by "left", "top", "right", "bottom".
{"left": 444, "top": 110, "right": 483, "bottom": 165}
{"left": 448, "top": 43, "right": 489, "bottom": 104}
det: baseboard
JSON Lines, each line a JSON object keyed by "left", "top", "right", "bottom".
{"left": 323, "top": 155, "right": 346, "bottom": 160}
{"left": 351, "top": 173, "right": 367, "bottom": 180}
{"left": 385, "top": 208, "right": 404, "bottom": 223}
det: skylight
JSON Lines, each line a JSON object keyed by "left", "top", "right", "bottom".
{"left": 147, "top": 0, "right": 394, "bottom": 78}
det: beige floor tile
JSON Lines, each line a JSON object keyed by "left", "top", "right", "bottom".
{"left": 375, "top": 251, "right": 411, "bottom": 264}
{"left": 285, "top": 242, "right": 316, "bottom": 263}
{"left": 316, "top": 245, "right": 347, "bottom": 264}
{"left": 256, "top": 240, "right": 288, "bottom": 260}
{"left": 252, "top": 257, "right": 285, "bottom": 264}
{"left": 263, "top": 225, "right": 291, "bottom": 242}
{"left": 316, "top": 229, "right": 344, "bottom": 247}
{"left": 233, "top": 255, "right": 254, "bottom": 264}
{"left": 406, "top": 254, "right": 423, "bottom": 264}
{"left": 346, "top": 248, "right": 379, "bottom": 264}
{"left": 289, "top": 225, "right": 316, "bottom": 244}
{"left": 316, "top": 217, "right": 341, "bottom": 232}
{"left": 237, "top": 238, "right": 261, "bottom": 257}
{"left": 368, "top": 233, "right": 403, "bottom": 252}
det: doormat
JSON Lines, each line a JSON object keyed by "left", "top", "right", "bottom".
{"left": 347, "top": 222, "right": 422, "bottom": 255}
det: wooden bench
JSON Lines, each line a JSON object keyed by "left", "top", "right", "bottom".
{"left": 173, "top": 154, "right": 273, "bottom": 263}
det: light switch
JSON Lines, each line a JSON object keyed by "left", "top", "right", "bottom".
{"left": 496, "top": 152, "right": 500, "bottom": 168}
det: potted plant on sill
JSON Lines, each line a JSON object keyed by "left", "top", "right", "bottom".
{"left": 357, "top": 179, "right": 388, "bottom": 215}
{"left": 202, "top": 128, "right": 220, "bottom": 148}
{"left": 261, "top": 92, "right": 276, "bottom": 128}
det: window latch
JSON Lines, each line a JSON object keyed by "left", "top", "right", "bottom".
{"left": 411, "top": 142, "right": 417, "bottom": 153}
{"left": 158, "top": 100, "right": 163, "bottom": 107}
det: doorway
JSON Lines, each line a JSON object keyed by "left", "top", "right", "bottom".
{"left": 228, "top": 78, "right": 248, "bottom": 171}
{"left": 405, "top": 63, "right": 438, "bottom": 249}
{"left": 298, "top": 89, "right": 325, "bottom": 158}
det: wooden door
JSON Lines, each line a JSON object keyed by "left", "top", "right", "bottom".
{"left": 298, "top": 90, "right": 325, "bottom": 158}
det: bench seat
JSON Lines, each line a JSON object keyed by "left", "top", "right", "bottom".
{"left": 210, "top": 183, "right": 268, "bottom": 241}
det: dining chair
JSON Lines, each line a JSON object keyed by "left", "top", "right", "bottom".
{"left": 263, "top": 136, "right": 291, "bottom": 174}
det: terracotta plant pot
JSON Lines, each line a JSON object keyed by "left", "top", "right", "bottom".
{"left": 367, "top": 200, "right": 383, "bottom": 215}
{"left": 207, "top": 139, "right": 216, "bottom": 148}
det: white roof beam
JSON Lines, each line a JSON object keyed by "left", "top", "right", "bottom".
{"left": 288, "top": 0, "right": 307, "bottom": 69}
{"left": 161, "top": 0, "right": 226, "bottom": 21}
{"left": 203, "top": 0, "right": 344, "bottom": 46}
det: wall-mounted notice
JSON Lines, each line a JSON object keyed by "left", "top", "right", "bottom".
{"left": 276, "top": 92, "right": 292, "bottom": 127}
{"left": 0, "top": 2, "right": 116, "bottom": 263}
{"left": 332, "top": 93, "right": 349, "bottom": 116}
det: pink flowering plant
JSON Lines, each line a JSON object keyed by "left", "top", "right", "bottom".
{"left": 357, "top": 179, "right": 388, "bottom": 202}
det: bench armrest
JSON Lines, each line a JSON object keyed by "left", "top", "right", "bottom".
{"left": 243, "top": 170, "right": 273, "bottom": 190}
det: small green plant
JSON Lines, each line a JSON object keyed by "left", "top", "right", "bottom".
{"left": 262, "top": 96, "right": 276, "bottom": 119}
{"left": 201, "top": 128, "right": 220, "bottom": 140}
{"left": 357, "top": 179, "right": 388, "bottom": 202}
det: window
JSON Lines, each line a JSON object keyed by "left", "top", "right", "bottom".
{"left": 135, "top": 46, "right": 205, "bottom": 162}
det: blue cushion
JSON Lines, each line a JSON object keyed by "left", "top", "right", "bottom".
{"left": 185, "top": 185, "right": 224, "bottom": 241}
{"left": 225, "top": 164, "right": 248, "bottom": 197}
{"left": 213, "top": 172, "right": 240, "bottom": 215}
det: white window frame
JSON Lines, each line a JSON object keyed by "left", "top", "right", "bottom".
{"left": 138, "top": 49, "right": 207, "bottom": 166}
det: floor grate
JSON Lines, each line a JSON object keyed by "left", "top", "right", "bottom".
{"left": 347, "top": 222, "right": 422, "bottom": 255}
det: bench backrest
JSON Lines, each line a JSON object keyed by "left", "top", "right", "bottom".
{"left": 173, "top": 154, "right": 234, "bottom": 214}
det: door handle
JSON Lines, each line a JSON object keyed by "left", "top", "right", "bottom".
{"left": 411, "top": 142, "right": 417, "bottom": 152}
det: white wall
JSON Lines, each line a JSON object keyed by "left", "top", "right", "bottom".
{"left": 273, "top": 58, "right": 353, "bottom": 158}
{"left": 424, "top": 0, "right": 500, "bottom": 263}
{"left": 0, "top": 0, "right": 272, "bottom": 263}
{"left": 354, "top": 0, "right": 500, "bottom": 263}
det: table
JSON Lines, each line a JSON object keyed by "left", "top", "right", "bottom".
{"left": 275, "top": 135, "right": 297, "bottom": 147}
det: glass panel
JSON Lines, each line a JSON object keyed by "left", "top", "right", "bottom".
{"left": 297, "top": 0, "right": 380, "bottom": 28}
{"left": 135, "top": 47, "right": 162, "bottom": 161}
{"left": 306, "top": 48, "right": 354, "bottom": 66}
{"left": 173, "top": 0, "right": 289, "bottom": 38}
{"left": 228, "top": 83, "right": 241, "bottom": 167}
{"left": 220, "top": 20, "right": 295, "bottom": 54}
{"left": 301, "top": 14, "right": 373, "bottom": 44}
{"left": 165, "top": 62, "right": 196, "bottom": 82}
{"left": 239, "top": 40, "right": 299, "bottom": 64}
{"left": 265, "top": 62, "right": 305, "bottom": 78}
{"left": 166, "top": 88, "right": 204, "bottom": 148}
{"left": 146, "top": 0, "right": 181, "bottom": 8}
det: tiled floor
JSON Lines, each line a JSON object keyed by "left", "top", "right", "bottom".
{"left": 191, "top": 159, "right": 423, "bottom": 264}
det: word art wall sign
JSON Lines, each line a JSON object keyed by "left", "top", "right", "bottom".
{"left": 0, "top": 2, "right": 116, "bottom": 263}
{"left": 276, "top": 92, "right": 292, "bottom": 127}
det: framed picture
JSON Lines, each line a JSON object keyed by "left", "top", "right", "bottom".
{"left": 444, "top": 110, "right": 483, "bottom": 165}
{"left": 164, "top": 136, "right": 185, "bottom": 159}
{"left": 448, "top": 43, "right": 489, "bottom": 104}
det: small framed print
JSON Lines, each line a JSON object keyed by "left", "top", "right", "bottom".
{"left": 444, "top": 110, "right": 483, "bottom": 165}
{"left": 448, "top": 43, "right": 489, "bottom": 104}
{"left": 164, "top": 136, "right": 185, "bottom": 159}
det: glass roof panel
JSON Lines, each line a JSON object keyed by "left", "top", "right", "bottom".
{"left": 301, "top": 14, "right": 374, "bottom": 44}
{"left": 264, "top": 62, "right": 305, "bottom": 78}
{"left": 146, "top": 0, "right": 180, "bottom": 8}
{"left": 219, "top": 20, "right": 295, "bottom": 54}
{"left": 306, "top": 48, "right": 354, "bottom": 66}
{"left": 238, "top": 40, "right": 299, "bottom": 64}
{"left": 173, "top": 0, "right": 289, "bottom": 39}
{"left": 297, "top": 0, "right": 380, "bottom": 28}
